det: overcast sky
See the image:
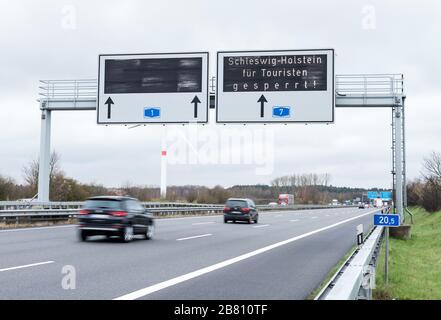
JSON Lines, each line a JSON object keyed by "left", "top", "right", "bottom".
{"left": 0, "top": 0, "right": 440, "bottom": 190}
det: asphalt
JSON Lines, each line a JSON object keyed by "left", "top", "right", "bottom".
{"left": 0, "top": 207, "right": 379, "bottom": 300}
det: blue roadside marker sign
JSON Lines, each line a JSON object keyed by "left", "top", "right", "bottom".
{"left": 144, "top": 107, "right": 160, "bottom": 118}
{"left": 374, "top": 214, "right": 400, "bottom": 227}
{"left": 272, "top": 106, "right": 291, "bottom": 118}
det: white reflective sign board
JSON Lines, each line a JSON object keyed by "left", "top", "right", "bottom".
{"left": 98, "top": 52, "right": 209, "bottom": 124}
{"left": 216, "top": 49, "right": 334, "bottom": 123}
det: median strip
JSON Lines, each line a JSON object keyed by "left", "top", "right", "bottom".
{"left": 115, "top": 209, "right": 378, "bottom": 300}
{"left": 176, "top": 234, "right": 213, "bottom": 241}
{"left": 0, "top": 225, "right": 74, "bottom": 233}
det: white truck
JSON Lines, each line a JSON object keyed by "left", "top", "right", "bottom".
{"left": 374, "top": 198, "right": 383, "bottom": 208}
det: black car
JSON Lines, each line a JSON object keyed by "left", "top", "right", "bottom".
{"left": 77, "top": 196, "right": 155, "bottom": 242}
{"left": 223, "top": 198, "right": 259, "bottom": 224}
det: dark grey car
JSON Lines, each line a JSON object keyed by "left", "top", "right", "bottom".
{"left": 223, "top": 198, "right": 259, "bottom": 224}
{"left": 77, "top": 196, "right": 155, "bottom": 242}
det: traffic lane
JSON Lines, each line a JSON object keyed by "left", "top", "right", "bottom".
{"left": 0, "top": 207, "right": 365, "bottom": 275}
{"left": 124, "top": 207, "right": 357, "bottom": 242}
{"left": 0, "top": 225, "right": 77, "bottom": 269}
{"left": 139, "top": 213, "right": 374, "bottom": 300}
{"left": 113, "top": 210, "right": 377, "bottom": 300}
{"left": 0, "top": 261, "right": 75, "bottom": 299}
{"left": 0, "top": 209, "right": 374, "bottom": 299}
{"left": 152, "top": 207, "right": 361, "bottom": 235}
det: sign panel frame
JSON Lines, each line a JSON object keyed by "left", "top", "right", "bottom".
{"left": 97, "top": 52, "right": 209, "bottom": 125}
{"left": 216, "top": 49, "right": 335, "bottom": 124}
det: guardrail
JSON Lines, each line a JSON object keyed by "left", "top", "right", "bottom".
{"left": 0, "top": 200, "right": 356, "bottom": 211}
{"left": 315, "top": 224, "right": 384, "bottom": 300}
{"left": 0, "top": 201, "right": 224, "bottom": 211}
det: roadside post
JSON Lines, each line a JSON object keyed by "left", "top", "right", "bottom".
{"left": 356, "top": 224, "right": 364, "bottom": 246}
{"left": 374, "top": 209, "right": 400, "bottom": 284}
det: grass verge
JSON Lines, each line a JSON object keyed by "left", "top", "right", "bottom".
{"left": 374, "top": 207, "right": 441, "bottom": 300}
{"left": 0, "top": 219, "right": 77, "bottom": 229}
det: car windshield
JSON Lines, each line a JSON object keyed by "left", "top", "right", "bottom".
{"left": 84, "top": 199, "right": 121, "bottom": 209}
{"left": 226, "top": 200, "right": 248, "bottom": 208}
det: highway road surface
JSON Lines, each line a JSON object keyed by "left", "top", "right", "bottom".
{"left": 0, "top": 207, "right": 379, "bottom": 299}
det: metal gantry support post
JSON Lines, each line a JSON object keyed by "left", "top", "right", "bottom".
{"left": 394, "top": 104, "right": 404, "bottom": 223}
{"left": 37, "top": 105, "right": 51, "bottom": 202}
{"left": 160, "top": 126, "right": 167, "bottom": 199}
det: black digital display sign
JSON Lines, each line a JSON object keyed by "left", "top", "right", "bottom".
{"left": 223, "top": 54, "right": 327, "bottom": 92}
{"left": 104, "top": 57, "right": 203, "bottom": 94}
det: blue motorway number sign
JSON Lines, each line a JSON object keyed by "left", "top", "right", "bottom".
{"left": 144, "top": 107, "right": 160, "bottom": 118}
{"left": 367, "top": 191, "right": 379, "bottom": 199}
{"left": 374, "top": 214, "right": 400, "bottom": 227}
{"left": 272, "top": 106, "right": 291, "bottom": 118}
{"left": 380, "top": 191, "right": 392, "bottom": 200}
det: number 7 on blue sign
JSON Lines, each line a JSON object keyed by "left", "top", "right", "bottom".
{"left": 272, "top": 106, "right": 291, "bottom": 118}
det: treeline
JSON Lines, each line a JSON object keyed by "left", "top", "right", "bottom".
{"left": 268, "top": 173, "right": 371, "bottom": 204}
{"left": 1, "top": 152, "right": 391, "bottom": 205}
{"left": 407, "top": 151, "right": 441, "bottom": 212}
{"left": 0, "top": 152, "right": 109, "bottom": 201}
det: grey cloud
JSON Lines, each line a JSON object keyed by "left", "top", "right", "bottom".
{"left": 1, "top": 0, "right": 440, "bottom": 189}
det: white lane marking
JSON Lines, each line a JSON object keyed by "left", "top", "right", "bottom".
{"left": 191, "top": 222, "right": 215, "bottom": 226}
{"left": 114, "top": 209, "right": 378, "bottom": 300}
{"left": 275, "top": 215, "right": 282, "bottom": 217}
{"left": 289, "top": 219, "right": 299, "bottom": 222}
{"left": 176, "top": 234, "right": 213, "bottom": 241}
{"left": 252, "top": 224, "right": 270, "bottom": 228}
{"left": 0, "top": 225, "right": 74, "bottom": 233}
{"left": 0, "top": 261, "right": 55, "bottom": 272}
{"left": 311, "top": 216, "right": 318, "bottom": 219}
{"left": 325, "top": 215, "right": 330, "bottom": 217}
{"left": 159, "top": 215, "right": 221, "bottom": 222}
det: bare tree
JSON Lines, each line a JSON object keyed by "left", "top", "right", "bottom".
{"left": 419, "top": 151, "right": 441, "bottom": 212}
{"left": 22, "top": 151, "right": 62, "bottom": 195}
{"left": 422, "top": 151, "right": 441, "bottom": 181}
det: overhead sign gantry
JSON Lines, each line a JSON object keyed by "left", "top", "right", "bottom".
{"left": 38, "top": 50, "right": 406, "bottom": 228}
{"left": 216, "top": 49, "right": 334, "bottom": 123}
{"left": 97, "top": 52, "right": 209, "bottom": 124}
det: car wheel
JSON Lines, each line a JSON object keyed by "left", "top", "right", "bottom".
{"left": 248, "top": 217, "right": 252, "bottom": 224}
{"left": 224, "top": 218, "right": 228, "bottom": 223}
{"left": 79, "top": 230, "right": 88, "bottom": 242}
{"left": 122, "top": 226, "right": 134, "bottom": 242}
{"left": 254, "top": 216, "right": 259, "bottom": 224}
{"left": 145, "top": 224, "right": 154, "bottom": 240}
